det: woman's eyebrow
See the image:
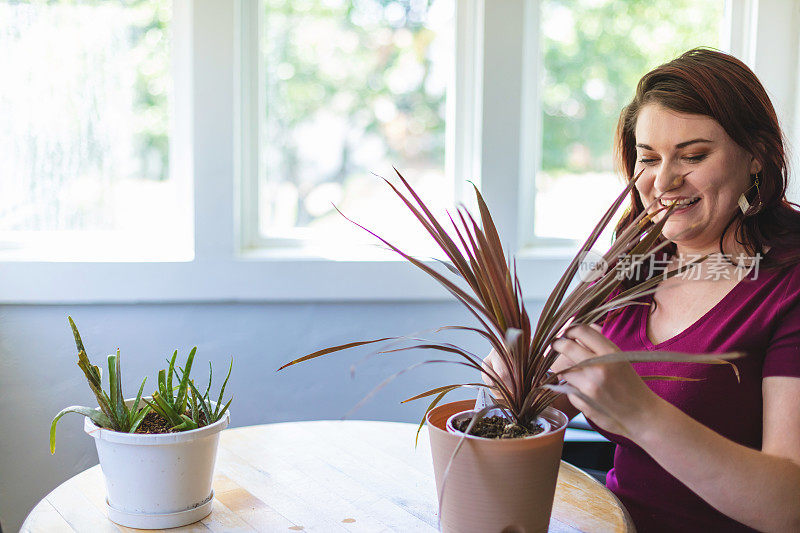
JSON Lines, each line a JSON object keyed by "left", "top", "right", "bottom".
{"left": 675, "top": 138, "right": 713, "bottom": 148}
{"left": 635, "top": 138, "right": 713, "bottom": 150}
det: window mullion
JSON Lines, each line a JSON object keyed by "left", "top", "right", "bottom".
{"left": 236, "top": 0, "right": 262, "bottom": 252}
{"left": 721, "top": 0, "right": 756, "bottom": 61}
{"left": 479, "top": 0, "right": 527, "bottom": 253}
{"left": 748, "top": 0, "right": 800, "bottom": 203}
{"left": 172, "top": 0, "right": 195, "bottom": 257}
{"left": 192, "top": 0, "right": 236, "bottom": 262}
{"left": 518, "top": 0, "right": 542, "bottom": 249}
{"left": 450, "top": 0, "right": 483, "bottom": 205}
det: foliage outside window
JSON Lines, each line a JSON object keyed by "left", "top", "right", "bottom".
{"left": 0, "top": 0, "right": 187, "bottom": 259}
{"left": 260, "top": 0, "right": 454, "bottom": 254}
{"left": 536, "top": 0, "right": 725, "bottom": 241}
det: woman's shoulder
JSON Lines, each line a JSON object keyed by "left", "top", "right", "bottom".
{"left": 756, "top": 248, "right": 800, "bottom": 292}
{"left": 740, "top": 248, "right": 800, "bottom": 317}
{"left": 757, "top": 249, "right": 800, "bottom": 378}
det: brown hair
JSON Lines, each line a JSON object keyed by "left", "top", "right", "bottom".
{"left": 614, "top": 48, "right": 800, "bottom": 275}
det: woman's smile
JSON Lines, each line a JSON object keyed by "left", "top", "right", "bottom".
{"left": 659, "top": 196, "right": 700, "bottom": 212}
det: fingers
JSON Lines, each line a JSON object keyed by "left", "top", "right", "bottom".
{"left": 552, "top": 323, "right": 615, "bottom": 364}
{"left": 564, "top": 323, "right": 617, "bottom": 355}
{"left": 481, "top": 349, "right": 510, "bottom": 388}
{"left": 480, "top": 352, "right": 495, "bottom": 386}
{"left": 552, "top": 336, "right": 595, "bottom": 363}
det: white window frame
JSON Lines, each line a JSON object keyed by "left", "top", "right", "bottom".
{"left": 0, "top": 0, "right": 797, "bottom": 304}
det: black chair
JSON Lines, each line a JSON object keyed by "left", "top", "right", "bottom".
{"left": 561, "top": 414, "right": 615, "bottom": 484}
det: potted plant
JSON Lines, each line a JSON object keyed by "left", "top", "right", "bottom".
{"left": 279, "top": 170, "right": 740, "bottom": 532}
{"left": 50, "top": 317, "right": 233, "bottom": 529}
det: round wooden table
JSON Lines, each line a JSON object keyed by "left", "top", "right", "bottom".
{"left": 22, "top": 420, "right": 634, "bottom": 532}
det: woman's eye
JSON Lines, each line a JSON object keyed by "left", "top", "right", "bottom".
{"left": 683, "top": 154, "right": 707, "bottom": 163}
{"left": 638, "top": 158, "right": 658, "bottom": 165}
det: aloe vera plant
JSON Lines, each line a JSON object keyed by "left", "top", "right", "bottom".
{"left": 50, "top": 317, "right": 150, "bottom": 454}
{"left": 144, "top": 348, "right": 200, "bottom": 430}
{"left": 279, "top": 169, "right": 742, "bottom": 439}
{"left": 144, "top": 349, "right": 233, "bottom": 430}
{"left": 187, "top": 358, "right": 234, "bottom": 426}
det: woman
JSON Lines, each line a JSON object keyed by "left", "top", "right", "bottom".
{"left": 485, "top": 48, "right": 800, "bottom": 532}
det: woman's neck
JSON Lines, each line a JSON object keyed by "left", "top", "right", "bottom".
{"left": 673, "top": 221, "right": 752, "bottom": 262}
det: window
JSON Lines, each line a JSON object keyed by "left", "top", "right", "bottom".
{"left": 252, "top": 0, "right": 455, "bottom": 255}
{"left": 534, "top": 0, "right": 726, "bottom": 242}
{"left": 0, "top": 0, "right": 191, "bottom": 261}
{"left": 1, "top": 0, "right": 797, "bottom": 302}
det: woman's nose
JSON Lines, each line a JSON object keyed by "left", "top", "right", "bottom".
{"left": 653, "top": 162, "right": 684, "bottom": 194}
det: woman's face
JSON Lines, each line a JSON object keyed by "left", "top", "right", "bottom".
{"left": 633, "top": 104, "right": 760, "bottom": 255}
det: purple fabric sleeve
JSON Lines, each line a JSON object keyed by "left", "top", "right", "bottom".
{"left": 764, "top": 267, "right": 800, "bottom": 377}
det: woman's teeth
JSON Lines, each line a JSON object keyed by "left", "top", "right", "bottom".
{"left": 660, "top": 198, "right": 699, "bottom": 208}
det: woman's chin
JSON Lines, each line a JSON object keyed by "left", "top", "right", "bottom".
{"left": 662, "top": 224, "right": 699, "bottom": 245}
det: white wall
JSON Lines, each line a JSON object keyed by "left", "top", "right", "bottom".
{"left": 0, "top": 299, "right": 543, "bottom": 531}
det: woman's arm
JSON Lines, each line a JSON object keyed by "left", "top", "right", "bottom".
{"left": 554, "top": 325, "right": 800, "bottom": 532}
{"left": 632, "top": 377, "right": 800, "bottom": 532}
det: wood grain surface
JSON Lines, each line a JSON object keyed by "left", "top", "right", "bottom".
{"left": 22, "top": 421, "right": 634, "bottom": 532}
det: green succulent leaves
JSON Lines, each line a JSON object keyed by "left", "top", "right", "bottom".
{"left": 50, "top": 318, "right": 234, "bottom": 454}
{"left": 145, "top": 348, "right": 198, "bottom": 430}
{"left": 144, "top": 349, "right": 233, "bottom": 431}
{"left": 50, "top": 318, "right": 150, "bottom": 454}
{"left": 187, "top": 358, "right": 234, "bottom": 426}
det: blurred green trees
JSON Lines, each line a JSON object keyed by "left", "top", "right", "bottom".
{"left": 261, "top": 0, "right": 449, "bottom": 229}
{"left": 119, "top": 0, "right": 724, "bottom": 229}
{"left": 259, "top": 0, "right": 724, "bottom": 231}
{"left": 0, "top": 0, "right": 173, "bottom": 231}
{"left": 541, "top": 0, "right": 724, "bottom": 174}
{"left": 129, "top": 0, "right": 171, "bottom": 182}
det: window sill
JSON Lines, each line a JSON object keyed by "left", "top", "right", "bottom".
{"left": 0, "top": 244, "right": 577, "bottom": 304}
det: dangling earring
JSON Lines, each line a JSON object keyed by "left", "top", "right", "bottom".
{"left": 738, "top": 173, "right": 762, "bottom": 215}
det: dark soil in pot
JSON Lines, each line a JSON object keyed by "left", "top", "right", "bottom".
{"left": 135, "top": 412, "right": 176, "bottom": 434}
{"left": 133, "top": 411, "right": 209, "bottom": 434}
{"left": 453, "top": 415, "right": 545, "bottom": 439}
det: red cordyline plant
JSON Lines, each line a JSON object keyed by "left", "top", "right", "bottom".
{"left": 279, "top": 168, "right": 741, "bottom": 438}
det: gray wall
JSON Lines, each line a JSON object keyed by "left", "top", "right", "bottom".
{"left": 0, "top": 300, "right": 543, "bottom": 531}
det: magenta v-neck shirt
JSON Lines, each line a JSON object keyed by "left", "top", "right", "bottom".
{"left": 592, "top": 253, "right": 800, "bottom": 532}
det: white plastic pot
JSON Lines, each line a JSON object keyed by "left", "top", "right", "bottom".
{"left": 83, "top": 398, "right": 229, "bottom": 529}
{"left": 446, "top": 407, "right": 552, "bottom": 439}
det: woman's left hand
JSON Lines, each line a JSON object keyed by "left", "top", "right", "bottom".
{"left": 551, "top": 324, "right": 662, "bottom": 439}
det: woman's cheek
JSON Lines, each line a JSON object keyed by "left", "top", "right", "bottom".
{"left": 634, "top": 187, "right": 650, "bottom": 208}
{"left": 643, "top": 192, "right": 664, "bottom": 220}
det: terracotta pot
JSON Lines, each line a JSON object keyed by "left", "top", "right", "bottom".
{"left": 427, "top": 399, "right": 568, "bottom": 533}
